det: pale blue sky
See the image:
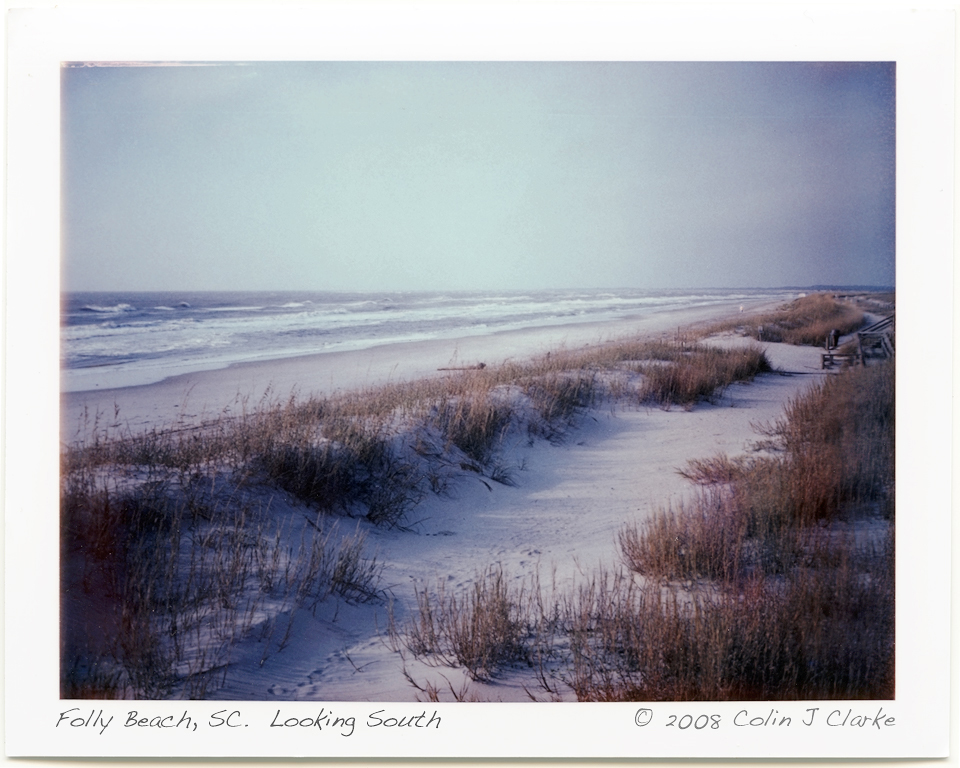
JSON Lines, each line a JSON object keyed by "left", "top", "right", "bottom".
{"left": 61, "top": 61, "right": 895, "bottom": 291}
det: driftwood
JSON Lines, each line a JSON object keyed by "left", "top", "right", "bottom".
{"left": 437, "top": 363, "right": 487, "bottom": 371}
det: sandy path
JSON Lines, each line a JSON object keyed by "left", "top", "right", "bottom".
{"left": 213, "top": 339, "right": 828, "bottom": 702}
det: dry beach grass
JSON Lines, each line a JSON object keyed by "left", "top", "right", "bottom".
{"left": 60, "top": 293, "right": 893, "bottom": 700}
{"left": 392, "top": 356, "right": 894, "bottom": 701}
{"left": 610, "top": 360, "right": 895, "bottom": 700}
{"left": 710, "top": 292, "right": 867, "bottom": 346}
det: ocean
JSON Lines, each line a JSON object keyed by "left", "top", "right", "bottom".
{"left": 62, "top": 288, "right": 795, "bottom": 393}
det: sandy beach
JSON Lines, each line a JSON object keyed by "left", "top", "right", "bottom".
{"left": 62, "top": 297, "right": 785, "bottom": 441}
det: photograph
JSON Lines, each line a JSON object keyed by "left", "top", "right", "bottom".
{"left": 59, "top": 60, "right": 897, "bottom": 704}
{"left": 4, "top": 3, "right": 954, "bottom": 761}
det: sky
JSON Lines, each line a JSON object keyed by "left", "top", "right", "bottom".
{"left": 61, "top": 61, "right": 895, "bottom": 292}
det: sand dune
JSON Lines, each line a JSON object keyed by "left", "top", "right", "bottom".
{"left": 210, "top": 337, "right": 827, "bottom": 701}
{"left": 63, "top": 297, "right": 841, "bottom": 702}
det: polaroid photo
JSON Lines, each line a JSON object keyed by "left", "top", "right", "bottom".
{"left": 4, "top": 2, "right": 955, "bottom": 761}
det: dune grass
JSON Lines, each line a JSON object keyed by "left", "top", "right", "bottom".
{"left": 395, "top": 566, "right": 536, "bottom": 682}
{"left": 64, "top": 333, "right": 769, "bottom": 518}
{"left": 562, "top": 543, "right": 893, "bottom": 701}
{"left": 609, "top": 359, "right": 894, "bottom": 699}
{"left": 61, "top": 475, "right": 383, "bottom": 698}
{"left": 386, "top": 300, "right": 891, "bottom": 701}
{"left": 637, "top": 344, "right": 771, "bottom": 408}
{"left": 712, "top": 292, "right": 867, "bottom": 346}
{"left": 622, "top": 361, "right": 894, "bottom": 583}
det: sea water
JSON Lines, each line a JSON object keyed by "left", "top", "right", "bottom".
{"left": 62, "top": 288, "right": 794, "bottom": 392}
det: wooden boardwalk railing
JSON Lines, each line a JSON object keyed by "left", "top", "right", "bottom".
{"left": 821, "top": 314, "right": 894, "bottom": 369}
{"left": 857, "top": 315, "right": 895, "bottom": 363}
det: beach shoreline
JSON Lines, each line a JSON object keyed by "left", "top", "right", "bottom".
{"left": 62, "top": 296, "right": 784, "bottom": 441}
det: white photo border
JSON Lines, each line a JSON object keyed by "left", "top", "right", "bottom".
{"left": 4, "top": 2, "right": 955, "bottom": 761}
